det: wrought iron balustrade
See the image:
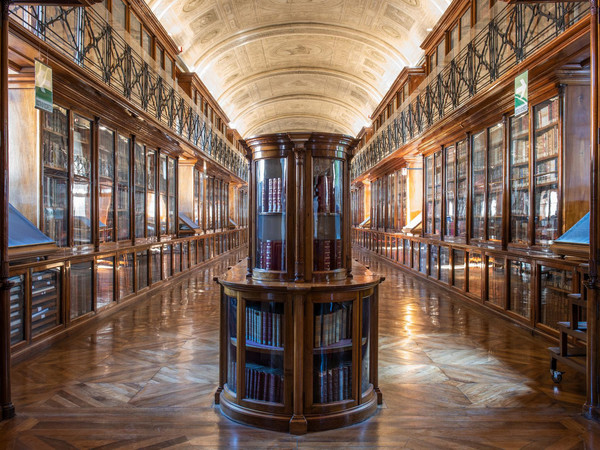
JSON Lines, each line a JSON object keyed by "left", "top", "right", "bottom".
{"left": 8, "top": 4, "right": 248, "bottom": 182}
{"left": 351, "top": 2, "right": 587, "bottom": 181}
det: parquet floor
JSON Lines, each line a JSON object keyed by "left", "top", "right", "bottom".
{"left": 1, "top": 248, "right": 600, "bottom": 448}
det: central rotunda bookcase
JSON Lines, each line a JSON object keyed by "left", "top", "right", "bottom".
{"left": 215, "top": 133, "right": 384, "bottom": 434}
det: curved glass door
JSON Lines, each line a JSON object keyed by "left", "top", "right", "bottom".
{"left": 255, "top": 158, "right": 287, "bottom": 272}
{"left": 313, "top": 300, "right": 353, "bottom": 404}
{"left": 244, "top": 300, "right": 284, "bottom": 404}
{"left": 226, "top": 295, "right": 237, "bottom": 394}
{"left": 313, "top": 158, "right": 343, "bottom": 271}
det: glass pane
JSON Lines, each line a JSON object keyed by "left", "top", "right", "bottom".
{"left": 419, "top": 243, "right": 427, "bottom": 274}
{"left": 43, "top": 174, "right": 68, "bottom": 247}
{"left": 112, "top": 0, "right": 126, "bottom": 30}
{"left": 134, "top": 143, "right": 145, "bottom": 238}
{"left": 245, "top": 300, "right": 284, "bottom": 403}
{"left": 468, "top": 253, "right": 482, "bottom": 297}
{"left": 137, "top": 250, "right": 148, "bottom": 290}
{"left": 183, "top": 242, "right": 189, "bottom": 271}
{"left": 99, "top": 126, "right": 115, "bottom": 243}
{"left": 434, "top": 152, "right": 442, "bottom": 235}
{"left": 540, "top": 266, "right": 572, "bottom": 329}
{"left": 73, "top": 115, "right": 92, "bottom": 245}
{"left": 460, "top": 8, "right": 471, "bottom": 42}
{"left": 193, "top": 170, "right": 199, "bottom": 224}
{"left": 119, "top": 253, "right": 134, "bottom": 299}
{"left": 425, "top": 156, "right": 433, "bottom": 234}
{"left": 456, "top": 140, "right": 468, "bottom": 237}
{"left": 9, "top": 275, "right": 25, "bottom": 345}
{"left": 361, "top": 295, "right": 371, "bottom": 394}
{"left": 471, "top": 131, "right": 486, "bottom": 240}
{"left": 151, "top": 246, "right": 161, "bottom": 283}
{"left": 487, "top": 124, "right": 504, "bottom": 241}
{"left": 163, "top": 244, "right": 172, "bottom": 278}
{"left": 97, "top": 257, "right": 114, "bottom": 310}
{"left": 190, "top": 239, "right": 196, "bottom": 266}
{"left": 168, "top": 158, "right": 176, "bottom": 235}
{"left": 142, "top": 29, "right": 152, "bottom": 56}
{"left": 509, "top": 261, "right": 531, "bottom": 319}
{"left": 445, "top": 146, "right": 456, "bottom": 237}
{"left": 440, "top": 247, "right": 450, "bottom": 283}
{"left": 173, "top": 243, "right": 181, "bottom": 274}
{"left": 429, "top": 245, "right": 439, "bottom": 279}
{"left": 147, "top": 150, "right": 156, "bottom": 237}
{"left": 160, "top": 155, "right": 168, "bottom": 235}
{"left": 256, "top": 158, "right": 287, "bottom": 271}
{"left": 129, "top": 12, "right": 141, "bottom": 45}
{"left": 227, "top": 295, "right": 237, "bottom": 393}
{"left": 487, "top": 257, "right": 505, "bottom": 307}
{"left": 510, "top": 114, "right": 530, "bottom": 243}
{"left": 313, "top": 158, "right": 343, "bottom": 271}
{"left": 412, "top": 242, "right": 419, "bottom": 269}
{"left": 313, "top": 300, "right": 352, "bottom": 403}
{"left": 117, "top": 135, "right": 130, "bottom": 240}
{"left": 453, "top": 250, "right": 466, "bottom": 290}
{"left": 534, "top": 97, "right": 560, "bottom": 245}
{"left": 31, "top": 267, "right": 61, "bottom": 337}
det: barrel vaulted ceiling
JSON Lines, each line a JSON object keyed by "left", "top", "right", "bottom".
{"left": 147, "top": 0, "right": 450, "bottom": 138}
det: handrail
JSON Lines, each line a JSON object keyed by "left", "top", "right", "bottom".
{"left": 352, "top": 2, "right": 588, "bottom": 180}
{"left": 8, "top": 4, "right": 248, "bottom": 182}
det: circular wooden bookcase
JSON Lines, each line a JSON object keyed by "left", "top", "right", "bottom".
{"left": 215, "top": 132, "right": 384, "bottom": 434}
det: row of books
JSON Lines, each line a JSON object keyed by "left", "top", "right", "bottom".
{"left": 261, "top": 178, "right": 284, "bottom": 213}
{"left": 313, "top": 239, "right": 342, "bottom": 272}
{"left": 511, "top": 139, "right": 529, "bottom": 165}
{"left": 230, "top": 362, "right": 283, "bottom": 404}
{"left": 536, "top": 158, "right": 557, "bottom": 176}
{"left": 536, "top": 99, "right": 559, "bottom": 129}
{"left": 43, "top": 109, "right": 68, "bottom": 135}
{"left": 314, "top": 303, "right": 353, "bottom": 347}
{"left": 314, "top": 174, "right": 337, "bottom": 213}
{"left": 314, "top": 364, "right": 352, "bottom": 404}
{"left": 246, "top": 306, "right": 283, "bottom": 347}
{"left": 535, "top": 127, "right": 559, "bottom": 158}
{"left": 257, "top": 239, "right": 285, "bottom": 271}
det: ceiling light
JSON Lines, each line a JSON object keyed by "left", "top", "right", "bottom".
{"left": 426, "top": 28, "right": 433, "bottom": 32}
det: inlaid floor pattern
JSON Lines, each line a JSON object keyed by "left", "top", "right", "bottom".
{"left": 1, "top": 248, "right": 600, "bottom": 448}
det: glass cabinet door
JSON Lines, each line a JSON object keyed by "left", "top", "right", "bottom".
{"left": 510, "top": 114, "right": 530, "bottom": 244}
{"left": 146, "top": 150, "right": 156, "bottom": 237}
{"left": 313, "top": 158, "right": 343, "bottom": 272}
{"left": 313, "top": 300, "right": 353, "bottom": 404}
{"left": 361, "top": 295, "right": 372, "bottom": 395}
{"left": 471, "top": 131, "right": 486, "bottom": 240}
{"left": 244, "top": 300, "right": 284, "bottom": 404}
{"left": 73, "top": 115, "right": 92, "bottom": 246}
{"left": 445, "top": 146, "right": 456, "bottom": 237}
{"left": 226, "top": 294, "right": 237, "bottom": 394}
{"left": 255, "top": 158, "right": 287, "bottom": 272}
{"left": 487, "top": 123, "right": 504, "bottom": 241}
{"left": 456, "top": 140, "right": 468, "bottom": 238}
{"left": 434, "top": 152, "right": 442, "bottom": 235}
{"left": 425, "top": 155, "right": 433, "bottom": 235}
{"left": 117, "top": 134, "right": 130, "bottom": 241}
{"left": 42, "top": 106, "right": 69, "bottom": 247}
{"left": 134, "top": 143, "right": 146, "bottom": 238}
{"left": 534, "top": 96, "right": 560, "bottom": 245}
{"left": 98, "top": 126, "right": 115, "bottom": 243}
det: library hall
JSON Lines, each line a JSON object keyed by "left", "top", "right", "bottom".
{"left": 2, "top": 0, "right": 600, "bottom": 447}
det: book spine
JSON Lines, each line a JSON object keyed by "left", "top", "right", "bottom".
{"left": 327, "top": 369, "right": 333, "bottom": 403}
{"left": 332, "top": 367, "right": 339, "bottom": 402}
{"left": 323, "top": 240, "right": 331, "bottom": 271}
{"left": 262, "top": 310, "right": 267, "bottom": 345}
{"left": 265, "top": 240, "right": 273, "bottom": 270}
{"left": 315, "top": 312, "right": 321, "bottom": 347}
{"left": 268, "top": 178, "right": 273, "bottom": 212}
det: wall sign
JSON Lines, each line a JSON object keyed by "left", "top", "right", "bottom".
{"left": 35, "top": 60, "right": 53, "bottom": 113}
{"left": 514, "top": 71, "right": 528, "bottom": 116}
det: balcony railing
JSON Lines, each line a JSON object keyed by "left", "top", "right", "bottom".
{"left": 352, "top": 2, "right": 588, "bottom": 181}
{"left": 9, "top": 4, "right": 248, "bottom": 182}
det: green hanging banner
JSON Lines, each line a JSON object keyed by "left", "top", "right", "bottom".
{"left": 514, "top": 71, "right": 528, "bottom": 116}
{"left": 35, "top": 60, "right": 53, "bottom": 113}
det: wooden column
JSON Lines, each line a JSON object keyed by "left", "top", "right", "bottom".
{"left": 0, "top": 0, "right": 15, "bottom": 421}
{"left": 585, "top": 0, "right": 600, "bottom": 421}
{"left": 294, "top": 145, "right": 305, "bottom": 282}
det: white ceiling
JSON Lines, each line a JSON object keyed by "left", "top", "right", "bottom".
{"left": 147, "top": 0, "right": 450, "bottom": 138}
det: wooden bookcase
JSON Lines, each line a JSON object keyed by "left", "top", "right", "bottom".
{"left": 216, "top": 133, "right": 384, "bottom": 434}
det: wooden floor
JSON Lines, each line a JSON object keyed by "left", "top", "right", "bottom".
{"left": 1, "top": 248, "right": 600, "bottom": 448}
